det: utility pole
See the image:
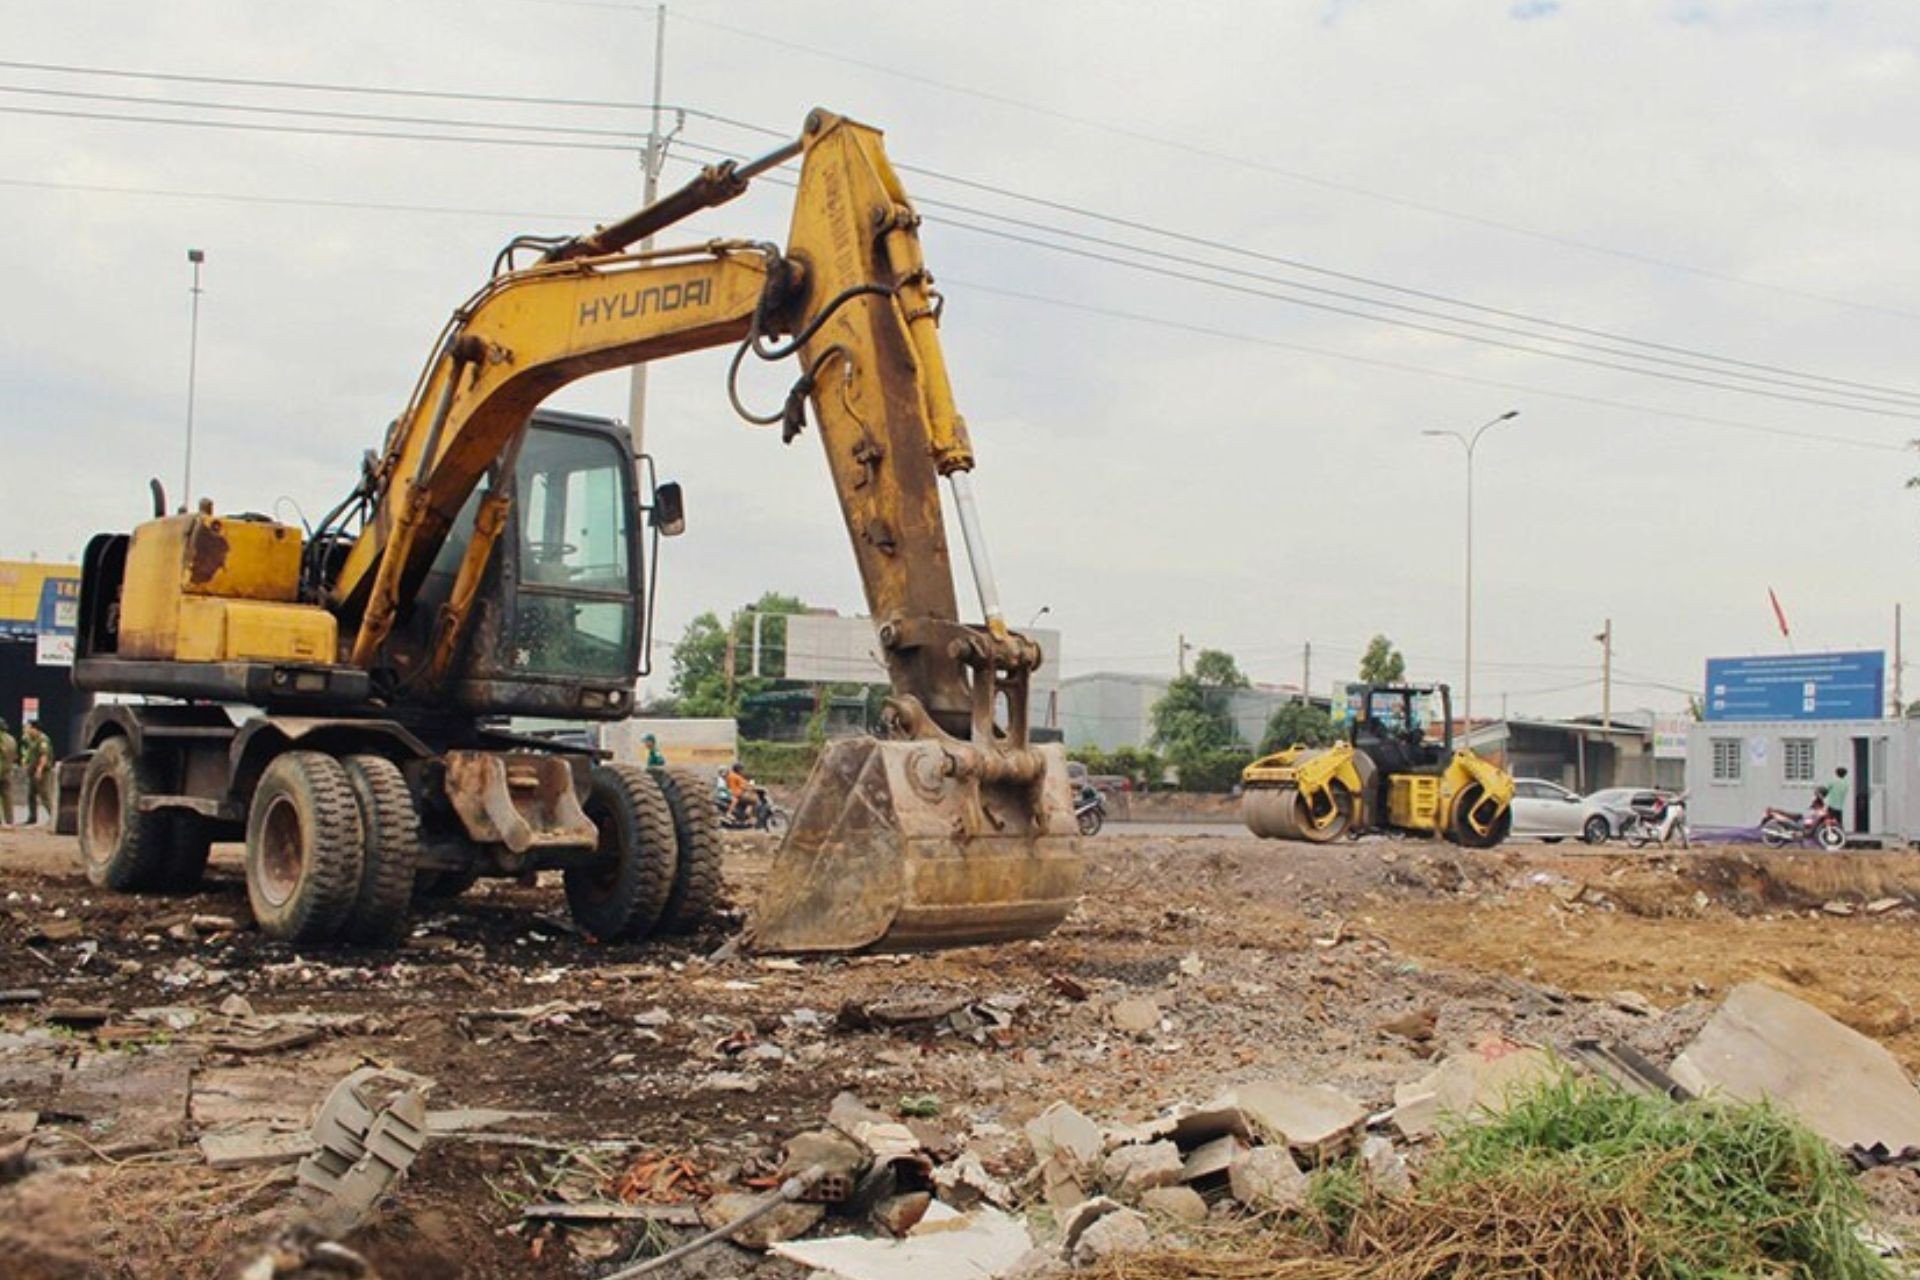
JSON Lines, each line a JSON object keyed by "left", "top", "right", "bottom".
{"left": 182, "top": 248, "right": 205, "bottom": 508}
{"left": 1301, "top": 641, "right": 1312, "bottom": 703}
{"left": 723, "top": 614, "right": 737, "bottom": 708}
{"left": 1595, "top": 618, "right": 1613, "bottom": 728}
{"left": 750, "top": 610, "right": 764, "bottom": 677}
{"left": 1177, "top": 633, "right": 1192, "bottom": 677}
{"left": 625, "top": 4, "right": 669, "bottom": 455}
{"left": 1896, "top": 602, "right": 1905, "bottom": 717}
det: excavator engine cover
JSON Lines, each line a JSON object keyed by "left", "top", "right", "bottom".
{"left": 750, "top": 735, "right": 1085, "bottom": 953}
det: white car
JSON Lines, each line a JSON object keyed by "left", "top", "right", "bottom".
{"left": 1508, "top": 778, "right": 1615, "bottom": 844}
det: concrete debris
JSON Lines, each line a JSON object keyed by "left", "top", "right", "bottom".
{"left": 1359, "top": 1135, "right": 1411, "bottom": 1196}
{"left": 199, "top": 1126, "right": 315, "bottom": 1169}
{"left": 1823, "top": 900, "right": 1857, "bottom": 918}
{"left": 1376, "top": 1006, "right": 1438, "bottom": 1045}
{"left": 1138, "top": 1184, "right": 1209, "bottom": 1223}
{"left": 1101, "top": 1139, "right": 1184, "bottom": 1200}
{"left": 1228, "top": 1146, "right": 1308, "bottom": 1211}
{"left": 520, "top": 1200, "right": 702, "bottom": 1226}
{"left": 1670, "top": 982, "right": 1920, "bottom": 1150}
{"left": 698, "top": 1191, "right": 825, "bottom": 1249}
{"left": 1180, "top": 1133, "right": 1246, "bottom": 1183}
{"left": 1059, "top": 1196, "right": 1128, "bottom": 1256}
{"left": 1867, "top": 897, "right": 1905, "bottom": 915}
{"left": 772, "top": 1205, "right": 1032, "bottom": 1280}
{"left": 1230, "top": 1079, "right": 1366, "bottom": 1156}
{"left": 423, "top": 1107, "right": 544, "bottom": 1134}
{"left": 218, "top": 994, "right": 256, "bottom": 1018}
{"left": 871, "top": 1189, "right": 933, "bottom": 1236}
{"left": 1609, "top": 990, "right": 1659, "bottom": 1017}
{"left": 1071, "top": 1206, "right": 1152, "bottom": 1263}
{"left": 1390, "top": 1039, "right": 1558, "bottom": 1139}
{"left": 294, "top": 1068, "right": 431, "bottom": 1236}
{"left": 933, "top": 1149, "right": 1013, "bottom": 1208}
{"left": 1167, "top": 1098, "right": 1255, "bottom": 1148}
{"left": 1109, "top": 997, "right": 1161, "bottom": 1037}
{"left": 1025, "top": 1101, "right": 1103, "bottom": 1169}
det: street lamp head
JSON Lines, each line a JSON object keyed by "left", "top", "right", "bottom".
{"left": 1498, "top": 409, "right": 1519, "bottom": 421}
{"left": 1420, "top": 429, "right": 1447, "bottom": 438}
{"left": 187, "top": 248, "right": 204, "bottom": 264}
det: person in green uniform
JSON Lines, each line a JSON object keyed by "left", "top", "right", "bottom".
{"left": 1821, "top": 766, "right": 1850, "bottom": 831}
{"left": 20, "top": 721, "right": 53, "bottom": 825}
{"left": 0, "top": 718, "right": 16, "bottom": 826}
{"left": 642, "top": 733, "right": 666, "bottom": 770}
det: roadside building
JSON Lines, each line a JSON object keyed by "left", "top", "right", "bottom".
{"left": 1683, "top": 650, "right": 1912, "bottom": 842}
{"left": 1462, "top": 715, "right": 1674, "bottom": 792}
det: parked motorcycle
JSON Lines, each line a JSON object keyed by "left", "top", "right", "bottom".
{"left": 1074, "top": 785, "right": 1106, "bottom": 837}
{"left": 1621, "top": 790, "right": 1689, "bottom": 850}
{"left": 717, "top": 784, "right": 788, "bottom": 833}
{"left": 1760, "top": 799, "right": 1845, "bottom": 851}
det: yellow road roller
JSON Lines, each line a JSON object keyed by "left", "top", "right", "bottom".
{"left": 1241, "top": 683, "right": 1513, "bottom": 847}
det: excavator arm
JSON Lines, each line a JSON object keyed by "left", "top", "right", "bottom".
{"left": 322, "top": 108, "right": 1080, "bottom": 952}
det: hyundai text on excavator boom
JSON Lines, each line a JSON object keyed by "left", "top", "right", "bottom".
{"left": 60, "top": 110, "right": 1085, "bottom": 952}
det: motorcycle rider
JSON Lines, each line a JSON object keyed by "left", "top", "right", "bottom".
{"left": 1817, "top": 766, "right": 1849, "bottom": 832}
{"left": 724, "top": 760, "right": 753, "bottom": 826}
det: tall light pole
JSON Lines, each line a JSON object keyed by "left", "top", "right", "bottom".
{"left": 1422, "top": 409, "right": 1519, "bottom": 733}
{"left": 183, "top": 248, "right": 206, "bottom": 509}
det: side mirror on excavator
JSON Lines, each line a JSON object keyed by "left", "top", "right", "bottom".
{"left": 649, "top": 481, "right": 686, "bottom": 537}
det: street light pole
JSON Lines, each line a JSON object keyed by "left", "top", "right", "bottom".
{"left": 183, "top": 248, "right": 205, "bottom": 510}
{"left": 1422, "top": 409, "right": 1519, "bottom": 733}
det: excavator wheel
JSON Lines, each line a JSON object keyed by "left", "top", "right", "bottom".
{"left": 1449, "top": 783, "right": 1512, "bottom": 850}
{"left": 338, "top": 755, "right": 422, "bottom": 948}
{"left": 245, "top": 751, "right": 366, "bottom": 945}
{"left": 78, "top": 736, "right": 176, "bottom": 893}
{"left": 567, "top": 764, "right": 677, "bottom": 942}
{"left": 1242, "top": 784, "right": 1352, "bottom": 843}
{"left": 652, "top": 766, "right": 726, "bottom": 933}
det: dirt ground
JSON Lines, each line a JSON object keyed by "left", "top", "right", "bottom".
{"left": 3, "top": 821, "right": 1918, "bottom": 1279}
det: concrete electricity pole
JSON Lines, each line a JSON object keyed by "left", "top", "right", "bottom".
{"left": 182, "top": 248, "right": 206, "bottom": 509}
{"left": 1302, "top": 641, "right": 1312, "bottom": 703}
{"left": 1595, "top": 618, "right": 1613, "bottom": 728}
{"left": 625, "top": 5, "right": 670, "bottom": 456}
{"left": 1422, "top": 409, "right": 1520, "bottom": 730}
{"left": 1177, "top": 633, "right": 1192, "bottom": 677}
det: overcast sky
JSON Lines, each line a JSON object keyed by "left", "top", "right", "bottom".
{"left": 2, "top": 0, "right": 1917, "bottom": 719}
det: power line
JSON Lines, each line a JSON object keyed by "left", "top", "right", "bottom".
{"left": 13, "top": 58, "right": 1911, "bottom": 407}
{"left": 0, "top": 102, "right": 642, "bottom": 152}
{"left": 665, "top": 8, "right": 1920, "bottom": 325}
{"left": 939, "top": 275, "right": 1911, "bottom": 454}
{"left": 0, "top": 175, "right": 593, "bottom": 221}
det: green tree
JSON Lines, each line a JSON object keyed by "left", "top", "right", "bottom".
{"left": 668, "top": 591, "right": 810, "bottom": 721}
{"left": 1261, "top": 701, "right": 1336, "bottom": 753}
{"left": 1358, "top": 634, "right": 1407, "bottom": 685}
{"left": 1150, "top": 648, "right": 1247, "bottom": 767}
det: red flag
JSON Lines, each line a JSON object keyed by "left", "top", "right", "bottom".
{"left": 1767, "top": 587, "right": 1791, "bottom": 638}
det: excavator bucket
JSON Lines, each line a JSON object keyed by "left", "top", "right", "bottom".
{"left": 749, "top": 736, "right": 1086, "bottom": 953}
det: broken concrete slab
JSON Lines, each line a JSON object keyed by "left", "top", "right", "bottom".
{"left": 1101, "top": 1140, "right": 1183, "bottom": 1200}
{"left": 50, "top": 1047, "right": 198, "bottom": 1154}
{"left": 1229, "top": 1080, "right": 1366, "bottom": 1155}
{"left": 1670, "top": 982, "right": 1920, "bottom": 1151}
{"left": 932, "top": 1150, "right": 1011, "bottom": 1208}
{"left": 1229, "top": 1146, "right": 1308, "bottom": 1212}
{"left": 199, "top": 1127, "right": 315, "bottom": 1169}
{"left": 1360, "top": 1135, "right": 1411, "bottom": 1196}
{"left": 1390, "top": 1039, "right": 1558, "bottom": 1138}
{"left": 1167, "top": 1098, "right": 1254, "bottom": 1148}
{"left": 424, "top": 1107, "right": 547, "bottom": 1134}
{"left": 1179, "top": 1133, "right": 1245, "bottom": 1183}
{"left": 699, "top": 1192, "right": 825, "bottom": 1249}
{"left": 1025, "top": 1101, "right": 1102, "bottom": 1169}
{"left": 772, "top": 1205, "right": 1032, "bottom": 1280}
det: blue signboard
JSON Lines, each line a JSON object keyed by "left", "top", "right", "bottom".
{"left": 1704, "top": 651, "right": 1884, "bottom": 722}
{"left": 35, "top": 577, "right": 78, "bottom": 635}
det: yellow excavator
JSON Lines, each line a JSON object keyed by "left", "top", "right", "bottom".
{"left": 59, "top": 109, "right": 1083, "bottom": 952}
{"left": 1240, "top": 683, "right": 1513, "bottom": 847}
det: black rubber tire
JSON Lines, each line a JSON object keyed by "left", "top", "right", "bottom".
{"left": 77, "top": 737, "right": 174, "bottom": 892}
{"left": 160, "top": 814, "right": 214, "bottom": 891}
{"left": 1077, "top": 807, "right": 1105, "bottom": 836}
{"left": 245, "top": 751, "right": 365, "bottom": 946}
{"left": 1760, "top": 822, "right": 1790, "bottom": 849}
{"left": 566, "top": 764, "right": 677, "bottom": 942}
{"left": 1818, "top": 822, "right": 1846, "bottom": 852}
{"left": 1626, "top": 820, "right": 1651, "bottom": 850}
{"left": 1583, "top": 815, "right": 1611, "bottom": 845}
{"left": 652, "top": 766, "right": 725, "bottom": 933}
{"left": 1450, "top": 784, "right": 1512, "bottom": 849}
{"left": 339, "top": 755, "right": 421, "bottom": 948}
{"left": 762, "top": 806, "right": 789, "bottom": 834}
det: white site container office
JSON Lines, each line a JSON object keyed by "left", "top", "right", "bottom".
{"left": 1685, "top": 718, "right": 1920, "bottom": 844}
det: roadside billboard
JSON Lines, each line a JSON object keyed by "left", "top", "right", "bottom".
{"left": 1703, "top": 651, "right": 1884, "bottom": 722}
